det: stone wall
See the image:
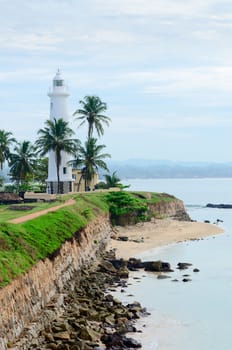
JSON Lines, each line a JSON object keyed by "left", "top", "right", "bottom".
{"left": 0, "top": 215, "right": 112, "bottom": 350}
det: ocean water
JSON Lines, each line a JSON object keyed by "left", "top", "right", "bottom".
{"left": 116, "top": 178, "right": 232, "bottom": 349}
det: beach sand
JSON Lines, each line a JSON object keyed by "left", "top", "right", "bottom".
{"left": 108, "top": 219, "right": 224, "bottom": 259}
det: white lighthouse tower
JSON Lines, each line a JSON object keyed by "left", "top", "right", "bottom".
{"left": 46, "top": 70, "right": 73, "bottom": 194}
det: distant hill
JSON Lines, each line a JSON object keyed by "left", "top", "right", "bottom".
{"left": 103, "top": 159, "right": 232, "bottom": 179}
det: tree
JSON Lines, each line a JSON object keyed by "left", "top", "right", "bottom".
{"left": 0, "top": 129, "right": 15, "bottom": 170}
{"left": 36, "top": 118, "right": 79, "bottom": 194}
{"left": 70, "top": 138, "right": 111, "bottom": 191}
{"left": 73, "top": 95, "right": 111, "bottom": 140}
{"left": 103, "top": 171, "right": 121, "bottom": 188}
{"left": 9, "top": 140, "right": 36, "bottom": 186}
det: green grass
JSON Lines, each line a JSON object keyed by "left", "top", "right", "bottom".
{"left": 0, "top": 200, "right": 65, "bottom": 222}
{"left": 0, "top": 191, "right": 177, "bottom": 287}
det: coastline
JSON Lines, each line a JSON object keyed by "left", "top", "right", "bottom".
{"left": 108, "top": 218, "right": 224, "bottom": 260}
{"left": 108, "top": 219, "right": 225, "bottom": 349}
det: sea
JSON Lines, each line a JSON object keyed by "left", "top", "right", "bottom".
{"left": 115, "top": 178, "right": 232, "bottom": 350}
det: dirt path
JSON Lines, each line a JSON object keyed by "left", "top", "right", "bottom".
{"left": 9, "top": 198, "right": 75, "bottom": 224}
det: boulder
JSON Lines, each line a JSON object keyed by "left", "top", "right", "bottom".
{"left": 143, "top": 260, "right": 172, "bottom": 272}
{"left": 177, "top": 262, "right": 192, "bottom": 270}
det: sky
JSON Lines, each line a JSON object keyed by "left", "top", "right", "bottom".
{"left": 1, "top": 0, "right": 232, "bottom": 162}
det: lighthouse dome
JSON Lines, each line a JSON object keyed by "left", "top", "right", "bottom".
{"left": 53, "top": 69, "right": 64, "bottom": 87}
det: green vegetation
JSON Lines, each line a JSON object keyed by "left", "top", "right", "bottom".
{"left": 0, "top": 193, "right": 108, "bottom": 287}
{"left": 0, "top": 200, "right": 63, "bottom": 222}
{"left": 36, "top": 118, "right": 79, "bottom": 194}
{"left": 0, "top": 191, "right": 176, "bottom": 287}
{"left": 70, "top": 138, "right": 110, "bottom": 191}
{"left": 73, "top": 95, "right": 111, "bottom": 140}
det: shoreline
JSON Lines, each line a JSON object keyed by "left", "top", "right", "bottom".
{"left": 108, "top": 218, "right": 225, "bottom": 349}
{"left": 108, "top": 218, "right": 224, "bottom": 260}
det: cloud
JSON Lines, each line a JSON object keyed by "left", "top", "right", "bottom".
{"left": 110, "top": 114, "right": 232, "bottom": 134}
{"left": 94, "top": 0, "right": 213, "bottom": 17}
{"left": 122, "top": 66, "right": 232, "bottom": 98}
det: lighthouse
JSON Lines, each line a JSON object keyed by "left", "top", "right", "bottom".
{"left": 46, "top": 70, "right": 73, "bottom": 194}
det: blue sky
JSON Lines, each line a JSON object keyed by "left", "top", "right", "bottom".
{"left": 1, "top": 0, "right": 232, "bottom": 162}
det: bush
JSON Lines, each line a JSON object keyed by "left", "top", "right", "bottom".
{"left": 106, "top": 191, "right": 148, "bottom": 225}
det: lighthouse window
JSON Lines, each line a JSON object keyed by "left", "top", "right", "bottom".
{"left": 63, "top": 167, "right": 67, "bottom": 174}
{"left": 54, "top": 80, "right": 63, "bottom": 87}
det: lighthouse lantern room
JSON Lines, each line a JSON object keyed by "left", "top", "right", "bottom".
{"left": 46, "top": 70, "right": 73, "bottom": 194}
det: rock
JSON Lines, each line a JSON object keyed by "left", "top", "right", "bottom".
{"left": 193, "top": 268, "right": 200, "bottom": 272}
{"left": 79, "top": 326, "right": 100, "bottom": 342}
{"left": 110, "top": 259, "right": 127, "bottom": 269}
{"left": 53, "top": 331, "right": 70, "bottom": 340}
{"left": 177, "top": 262, "right": 192, "bottom": 270}
{"left": 182, "top": 278, "right": 192, "bottom": 282}
{"left": 143, "top": 260, "right": 172, "bottom": 272}
{"left": 98, "top": 260, "right": 117, "bottom": 274}
{"left": 122, "top": 336, "right": 142, "bottom": 348}
{"left": 157, "top": 274, "right": 171, "bottom": 279}
{"left": 117, "top": 236, "right": 129, "bottom": 241}
{"left": 117, "top": 267, "right": 129, "bottom": 278}
{"left": 206, "top": 203, "right": 232, "bottom": 209}
{"left": 127, "top": 258, "right": 144, "bottom": 270}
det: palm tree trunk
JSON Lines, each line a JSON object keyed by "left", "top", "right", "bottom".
{"left": 57, "top": 162, "right": 60, "bottom": 194}
{"left": 77, "top": 173, "right": 83, "bottom": 192}
{"left": 56, "top": 152, "right": 61, "bottom": 194}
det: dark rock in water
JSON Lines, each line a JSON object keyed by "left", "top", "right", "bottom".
{"left": 101, "top": 333, "right": 142, "bottom": 348}
{"left": 204, "top": 220, "right": 210, "bottom": 223}
{"left": 157, "top": 274, "right": 171, "bottom": 279}
{"left": 123, "top": 337, "right": 142, "bottom": 348}
{"left": 206, "top": 203, "right": 232, "bottom": 209}
{"left": 143, "top": 260, "right": 172, "bottom": 272}
{"left": 182, "top": 278, "right": 192, "bottom": 282}
{"left": 216, "top": 218, "right": 223, "bottom": 223}
{"left": 177, "top": 262, "right": 192, "bottom": 270}
{"left": 193, "top": 268, "right": 200, "bottom": 272}
{"left": 127, "top": 258, "right": 144, "bottom": 270}
{"left": 110, "top": 259, "right": 127, "bottom": 270}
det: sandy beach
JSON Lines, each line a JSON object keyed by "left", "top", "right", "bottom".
{"left": 108, "top": 219, "right": 224, "bottom": 259}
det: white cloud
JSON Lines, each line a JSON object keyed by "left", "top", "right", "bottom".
{"left": 94, "top": 0, "right": 213, "bottom": 17}
{"left": 122, "top": 66, "right": 232, "bottom": 97}
{"left": 110, "top": 114, "right": 232, "bottom": 133}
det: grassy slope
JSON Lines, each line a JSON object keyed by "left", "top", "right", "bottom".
{"left": 0, "top": 191, "right": 174, "bottom": 287}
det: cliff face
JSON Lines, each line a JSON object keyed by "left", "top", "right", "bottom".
{"left": 148, "top": 198, "right": 190, "bottom": 221}
{"left": 0, "top": 215, "right": 111, "bottom": 350}
{"left": 0, "top": 196, "right": 189, "bottom": 350}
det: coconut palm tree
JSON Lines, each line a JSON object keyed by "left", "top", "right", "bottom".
{"left": 9, "top": 140, "right": 36, "bottom": 185}
{"left": 104, "top": 171, "right": 121, "bottom": 188}
{"left": 36, "top": 118, "right": 79, "bottom": 193}
{"left": 0, "top": 129, "right": 16, "bottom": 170}
{"left": 73, "top": 95, "right": 111, "bottom": 140}
{"left": 70, "top": 138, "right": 110, "bottom": 191}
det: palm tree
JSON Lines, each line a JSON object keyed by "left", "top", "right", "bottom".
{"left": 73, "top": 95, "right": 111, "bottom": 139}
{"left": 104, "top": 171, "right": 121, "bottom": 188}
{"left": 70, "top": 138, "right": 111, "bottom": 191}
{"left": 0, "top": 129, "right": 15, "bottom": 170}
{"left": 9, "top": 140, "right": 36, "bottom": 185}
{"left": 36, "top": 118, "right": 79, "bottom": 194}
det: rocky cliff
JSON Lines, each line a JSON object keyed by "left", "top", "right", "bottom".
{"left": 0, "top": 215, "right": 111, "bottom": 350}
{"left": 148, "top": 197, "right": 190, "bottom": 221}
{"left": 0, "top": 195, "right": 190, "bottom": 350}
